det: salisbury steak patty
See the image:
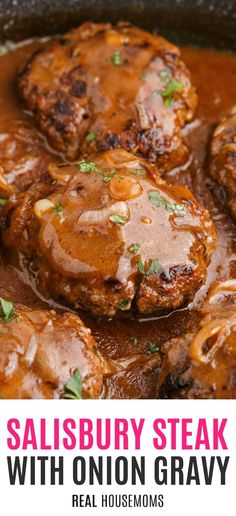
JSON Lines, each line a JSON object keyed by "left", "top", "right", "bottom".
{"left": 157, "top": 281, "right": 236, "bottom": 399}
{"left": 210, "top": 113, "right": 236, "bottom": 222}
{"left": 0, "top": 302, "right": 105, "bottom": 399}
{"left": 18, "top": 22, "right": 197, "bottom": 172}
{"left": 0, "top": 121, "right": 56, "bottom": 193}
{"left": 2, "top": 150, "right": 216, "bottom": 317}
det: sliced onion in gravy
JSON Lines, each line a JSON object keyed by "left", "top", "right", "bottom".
{"left": 77, "top": 201, "right": 130, "bottom": 225}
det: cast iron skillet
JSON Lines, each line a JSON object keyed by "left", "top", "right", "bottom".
{"left": 0, "top": 0, "right": 235, "bottom": 51}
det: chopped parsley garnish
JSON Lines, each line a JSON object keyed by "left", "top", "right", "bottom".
{"left": 159, "top": 68, "right": 172, "bottom": 80}
{"left": 109, "top": 214, "right": 128, "bottom": 225}
{"left": 0, "top": 297, "right": 15, "bottom": 323}
{"left": 138, "top": 259, "right": 160, "bottom": 275}
{"left": 62, "top": 370, "right": 82, "bottom": 400}
{"left": 129, "top": 243, "right": 141, "bottom": 254}
{"left": 148, "top": 191, "right": 165, "bottom": 208}
{"left": 86, "top": 131, "right": 97, "bottom": 142}
{"left": 0, "top": 198, "right": 8, "bottom": 206}
{"left": 130, "top": 169, "right": 146, "bottom": 176}
{"left": 54, "top": 201, "right": 63, "bottom": 217}
{"left": 148, "top": 191, "right": 186, "bottom": 217}
{"left": 129, "top": 244, "right": 141, "bottom": 254}
{"left": 156, "top": 69, "right": 184, "bottom": 107}
{"left": 176, "top": 207, "right": 186, "bottom": 217}
{"left": 76, "top": 160, "right": 116, "bottom": 183}
{"left": 137, "top": 259, "right": 146, "bottom": 275}
{"left": 76, "top": 160, "right": 97, "bottom": 173}
{"left": 100, "top": 169, "right": 116, "bottom": 183}
{"left": 111, "top": 50, "right": 123, "bottom": 66}
{"left": 119, "top": 299, "right": 130, "bottom": 310}
{"left": 52, "top": 179, "right": 59, "bottom": 185}
{"left": 147, "top": 342, "right": 160, "bottom": 355}
{"left": 146, "top": 259, "right": 160, "bottom": 275}
{"left": 140, "top": 71, "right": 149, "bottom": 80}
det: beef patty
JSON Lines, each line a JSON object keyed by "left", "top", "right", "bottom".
{"left": 2, "top": 149, "right": 217, "bottom": 317}
{"left": 18, "top": 22, "right": 197, "bottom": 172}
{"left": 0, "top": 302, "right": 106, "bottom": 399}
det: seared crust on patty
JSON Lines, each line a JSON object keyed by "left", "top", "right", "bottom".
{"left": 210, "top": 113, "right": 236, "bottom": 222}
{"left": 2, "top": 149, "right": 216, "bottom": 317}
{"left": 18, "top": 22, "right": 197, "bottom": 172}
{"left": 157, "top": 281, "right": 236, "bottom": 399}
{"left": 0, "top": 304, "right": 105, "bottom": 399}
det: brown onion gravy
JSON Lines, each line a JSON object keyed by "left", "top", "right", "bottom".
{"left": 0, "top": 40, "right": 236, "bottom": 398}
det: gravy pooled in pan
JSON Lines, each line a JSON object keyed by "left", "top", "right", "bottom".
{"left": 0, "top": 22, "right": 236, "bottom": 398}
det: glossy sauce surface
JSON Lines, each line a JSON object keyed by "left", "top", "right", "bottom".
{"left": 0, "top": 40, "right": 236, "bottom": 398}
{"left": 18, "top": 24, "right": 197, "bottom": 166}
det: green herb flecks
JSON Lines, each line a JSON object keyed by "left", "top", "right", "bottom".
{"left": 129, "top": 243, "right": 141, "bottom": 254}
{"left": 140, "top": 71, "right": 149, "bottom": 80}
{"left": 119, "top": 299, "right": 130, "bottom": 310}
{"left": 76, "top": 160, "right": 97, "bottom": 173}
{"left": 109, "top": 214, "right": 128, "bottom": 226}
{"left": 130, "top": 169, "right": 146, "bottom": 176}
{"left": 0, "top": 199, "right": 8, "bottom": 206}
{"left": 138, "top": 259, "right": 160, "bottom": 276}
{"left": 147, "top": 342, "right": 160, "bottom": 355}
{"left": 157, "top": 69, "right": 184, "bottom": 107}
{"left": 54, "top": 201, "right": 63, "bottom": 218}
{"left": 148, "top": 191, "right": 186, "bottom": 217}
{"left": 111, "top": 50, "right": 123, "bottom": 66}
{"left": 0, "top": 297, "right": 15, "bottom": 323}
{"left": 175, "top": 206, "right": 186, "bottom": 217}
{"left": 76, "top": 160, "right": 116, "bottom": 183}
{"left": 100, "top": 169, "right": 116, "bottom": 183}
{"left": 148, "top": 191, "right": 165, "bottom": 208}
{"left": 146, "top": 259, "right": 160, "bottom": 275}
{"left": 62, "top": 370, "right": 83, "bottom": 400}
{"left": 137, "top": 259, "right": 145, "bottom": 275}
{"left": 159, "top": 68, "right": 172, "bottom": 80}
{"left": 85, "top": 131, "right": 97, "bottom": 142}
